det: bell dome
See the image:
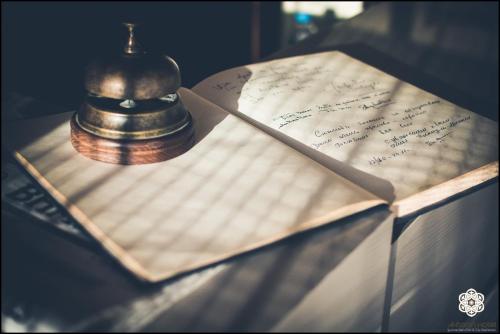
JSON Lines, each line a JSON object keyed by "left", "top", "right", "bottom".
{"left": 83, "top": 23, "right": 181, "bottom": 100}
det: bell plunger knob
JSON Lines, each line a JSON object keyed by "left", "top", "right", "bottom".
{"left": 123, "top": 22, "right": 143, "bottom": 55}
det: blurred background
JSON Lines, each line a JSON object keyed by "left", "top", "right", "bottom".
{"left": 1, "top": 3, "right": 498, "bottom": 332}
{"left": 1, "top": 1, "right": 498, "bottom": 120}
{"left": 1, "top": 1, "right": 369, "bottom": 109}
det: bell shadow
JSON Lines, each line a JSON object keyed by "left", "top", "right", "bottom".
{"left": 2, "top": 87, "right": 229, "bottom": 172}
{"left": 215, "top": 42, "right": 497, "bottom": 208}
{"left": 179, "top": 88, "right": 228, "bottom": 147}
{"left": 196, "top": 64, "right": 396, "bottom": 202}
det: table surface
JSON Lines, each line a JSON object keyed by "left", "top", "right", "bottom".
{"left": 2, "top": 2, "right": 498, "bottom": 332}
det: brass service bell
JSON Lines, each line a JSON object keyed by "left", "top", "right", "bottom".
{"left": 70, "top": 23, "right": 195, "bottom": 164}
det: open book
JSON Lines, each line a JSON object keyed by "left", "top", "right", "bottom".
{"left": 5, "top": 51, "right": 498, "bottom": 282}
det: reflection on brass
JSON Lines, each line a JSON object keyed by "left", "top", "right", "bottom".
{"left": 123, "top": 22, "right": 143, "bottom": 55}
{"left": 84, "top": 54, "right": 181, "bottom": 101}
{"left": 84, "top": 23, "right": 181, "bottom": 101}
{"left": 76, "top": 95, "right": 192, "bottom": 140}
{"left": 72, "top": 22, "right": 195, "bottom": 164}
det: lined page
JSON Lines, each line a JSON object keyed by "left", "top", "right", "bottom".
{"left": 193, "top": 51, "right": 498, "bottom": 215}
{"left": 6, "top": 88, "right": 384, "bottom": 282}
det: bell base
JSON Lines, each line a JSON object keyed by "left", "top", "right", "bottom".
{"left": 70, "top": 113, "right": 195, "bottom": 165}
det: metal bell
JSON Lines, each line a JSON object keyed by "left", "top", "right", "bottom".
{"left": 71, "top": 22, "right": 194, "bottom": 164}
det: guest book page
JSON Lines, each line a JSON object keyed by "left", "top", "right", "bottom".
{"left": 193, "top": 51, "right": 498, "bottom": 215}
{"left": 6, "top": 88, "right": 384, "bottom": 282}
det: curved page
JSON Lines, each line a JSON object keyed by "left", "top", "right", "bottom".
{"left": 5, "top": 88, "right": 384, "bottom": 282}
{"left": 193, "top": 51, "right": 498, "bottom": 216}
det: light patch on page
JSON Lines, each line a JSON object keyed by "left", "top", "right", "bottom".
{"left": 194, "top": 51, "right": 498, "bottom": 202}
{"left": 6, "top": 88, "right": 384, "bottom": 281}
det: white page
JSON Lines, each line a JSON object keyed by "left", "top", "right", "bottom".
{"left": 193, "top": 51, "right": 498, "bottom": 214}
{"left": 5, "top": 88, "right": 384, "bottom": 282}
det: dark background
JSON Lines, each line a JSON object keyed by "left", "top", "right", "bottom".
{"left": 1, "top": 1, "right": 282, "bottom": 109}
{"left": 1, "top": 2, "right": 499, "bottom": 332}
{"left": 2, "top": 1, "right": 499, "bottom": 122}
